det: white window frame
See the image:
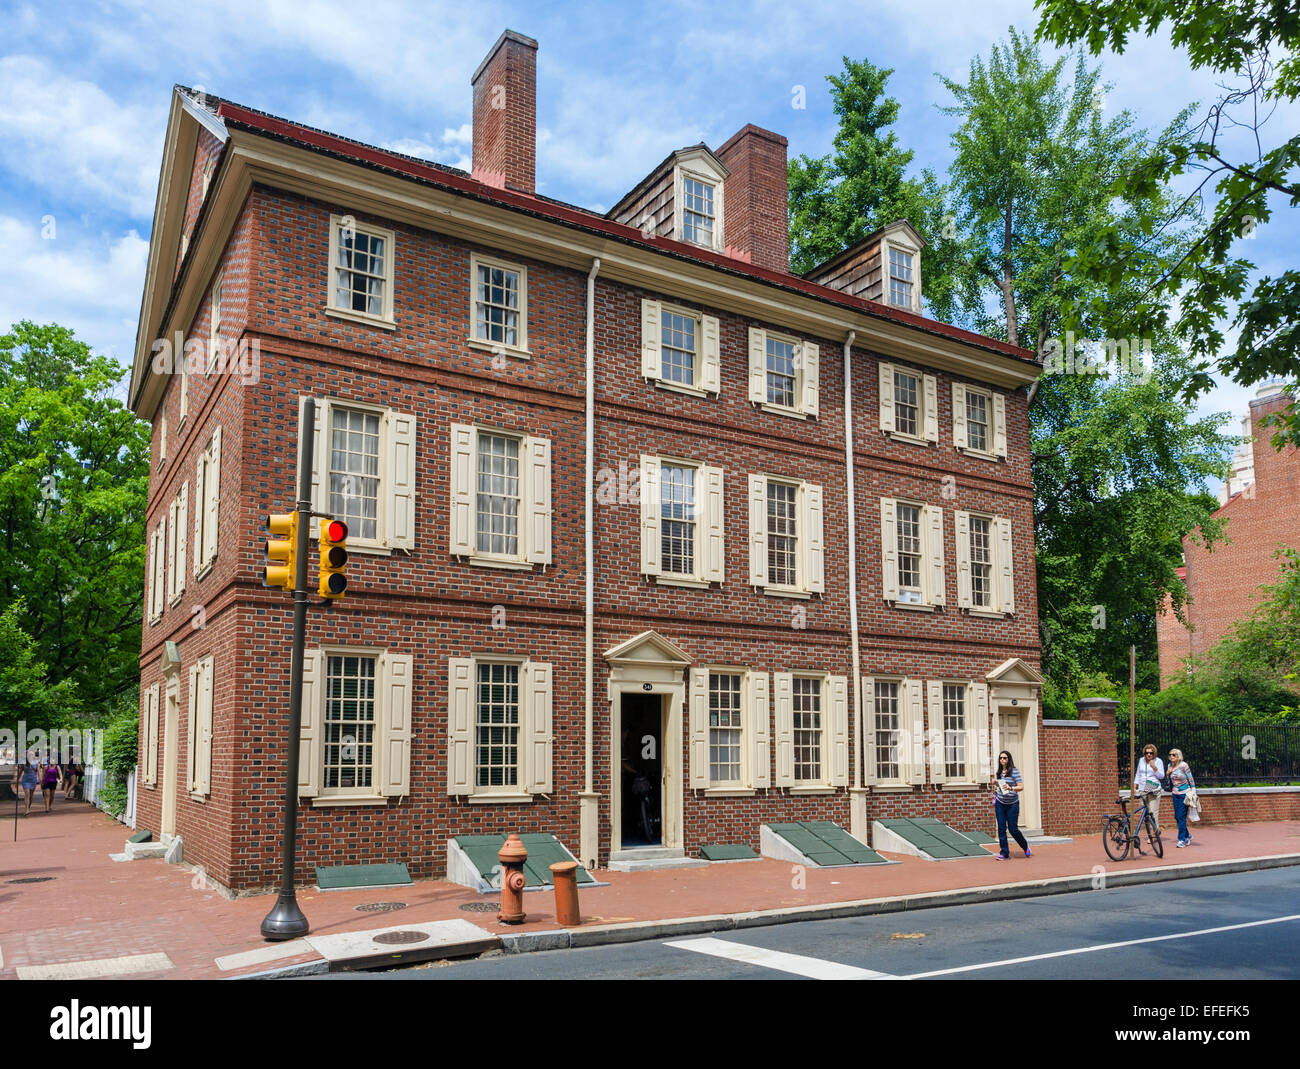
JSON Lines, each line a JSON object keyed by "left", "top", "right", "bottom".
{"left": 468, "top": 252, "right": 529, "bottom": 359}
{"left": 955, "top": 510, "right": 1016, "bottom": 617}
{"left": 166, "top": 483, "right": 187, "bottom": 606}
{"left": 448, "top": 423, "right": 550, "bottom": 571}
{"left": 325, "top": 213, "right": 396, "bottom": 329}
{"left": 206, "top": 271, "right": 223, "bottom": 373}
{"left": 927, "top": 679, "right": 985, "bottom": 787}
{"left": 659, "top": 303, "right": 703, "bottom": 393}
{"left": 673, "top": 163, "right": 725, "bottom": 252}
{"left": 149, "top": 516, "right": 166, "bottom": 624}
{"left": 640, "top": 455, "right": 725, "bottom": 588}
{"left": 318, "top": 647, "right": 382, "bottom": 801}
{"left": 880, "top": 497, "right": 946, "bottom": 611}
{"left": 192, "top": 427, "right": 221, "bottom": 579}
{"left": 640, "top": 298, "right": 720, "bottom": 398}
{"left": 187, "top": 653, "right": 215, "bottom": 799}
{"left": 448, "top": 654, "right": 553, "bottom": 802}
{"left": 868, "top": 676, "right": 907, "bottom": 786}
{"left": 748, "top": 474, "right": 824, "bottom": 598}
{"left": 952, "top": 382, "right": 1007, "bottom": 460}
{"left": 706, "top": 668, "right": 748, "bottom": 789}
{"left": 878, "top": 361, "right": 938, "bottom": 445}
{"left": 747, "top": 327, "right": 819, "bottom": 419}
{"left": 881, "top": 234, "right": 922, "bottom": 313}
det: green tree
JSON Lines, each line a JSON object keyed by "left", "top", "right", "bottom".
{"left": 0, "top": 321, "right": 151, "bottom": 720}
{"left": 1036, "top": 0, "right": 1300, "bottom": 447}
{"left": 0, "top": 599, "right": 80, "bottom": 731}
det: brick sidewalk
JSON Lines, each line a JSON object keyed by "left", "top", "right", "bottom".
{"left": 3, "top": 799, "right": 1298, "bottom": 979}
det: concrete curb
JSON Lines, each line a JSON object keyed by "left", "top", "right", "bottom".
{"left": 243, "top": 852, "right": 1300, "bottom": 974}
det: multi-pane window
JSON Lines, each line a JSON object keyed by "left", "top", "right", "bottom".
{"left": 766, "top": 336, "right": 797, "bottom": 408}
{"left": 874, "top": 680, "right": 901, "bottom": 781}
{"left": 324, "top": 655, "right": 376, "bottom": 791}
{"left": 333, "top": 222, "right": 389, "bottom": 318}
{"left": 969, "top": 515, "right": 993, "bottom": 608}
{"left": 207, "top": 273, "right": 223, "bottom": 371}
{"left": 329, "top": 408, "right": 381, "bottom": 541}
{"left": 896, "top": 503, "right": 923, "bottom": 603}
{"left": 661, "top": 310, "right": 697, "bottom": 386}
{"left": 889, "top": 248, "right": 913, "bottom": 307}
{"left": 792, "top": 677, "right": 822, "bottom": 782}
{"left": 475, "top": 261, "right": 521, "bottom": 348}
{"left": 475, "top": 663, "right": 520, "bottom": 789}
{"left": 708, "top": 673, "right": 743, "bottom": 784}
{"left": 894, "top": 370, "right": 919, "bottom": 437}
{"left": 767, "top": 482, "right": 799, "bottom": 588}
{"left": 943, "top": 684, "right": 966, "bottom": 779}
{"left": 476, "top": 432, "right": 521, "bottom": 557}
{"left": 966, "top": 391, "right": 989, "bottom": 453}
{"left": 681, "top": 177, "right": 715, "bottom": 246}
{"left": 660, "top": 464, "right": 696, "bottom": 576}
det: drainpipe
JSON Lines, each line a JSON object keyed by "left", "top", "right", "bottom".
{"left": 843, "top": 330, "right": 868, "bottom": 842}
{"left": 579, "top": 258, "right": 601, "bottom": 870}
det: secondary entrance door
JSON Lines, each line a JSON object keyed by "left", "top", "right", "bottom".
{"left": 997, "top": 707, "right": 1039, "bottom": 830}
{"left": 161, "top": 682, "right": 180, "bottom": 838}
{"left": 619, "top": 693, "right": 663, "bottom": 847}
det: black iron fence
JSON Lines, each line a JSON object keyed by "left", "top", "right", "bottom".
{"left": 1117, "top": 716, "right": 1299, "bottom": 787}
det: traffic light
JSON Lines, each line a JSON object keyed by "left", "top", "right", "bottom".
{"left": 319, "top": 518, "right": 348, "bottom": 598}
{"left": 264, "top": 512, "right": 298, "bottom": 591}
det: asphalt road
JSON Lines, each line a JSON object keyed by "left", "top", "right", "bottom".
{"left": 314, "top": 866, "right": 1300, "bottom": 981}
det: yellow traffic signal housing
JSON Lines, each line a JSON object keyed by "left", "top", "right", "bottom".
{"left": 319, "top": 518, "right": 349, "bottom": 598}
{"left": 264, "top": 512, "right": 298, "bottom": 591}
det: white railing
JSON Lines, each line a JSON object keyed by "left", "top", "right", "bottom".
{"left": 84, "top": 764, "right": 138, "bottom": 828}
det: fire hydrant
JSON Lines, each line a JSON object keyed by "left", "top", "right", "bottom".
{"left": 497, "top": 832, "right": 528, "bottom": 925}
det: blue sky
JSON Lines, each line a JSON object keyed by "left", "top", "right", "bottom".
{"left": 0, "top": 0, "right": 1293, "bottom": 468}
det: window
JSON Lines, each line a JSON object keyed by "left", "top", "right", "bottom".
{"left": 159, "top": 411, "right": 168, "bottom": 465}
{"left": 186, "top": 654, "right": 214, "bottom": 798}
{"left": 748, "top": 475, "right": 824, "bottom": 596}
{"left": 640, "top": 299, "right": 720, "bottom": 395}
{"left": 747, "top": 328, "right": 819, "bottom": 417}
{"left": 955, "top": 511, "right": 1015, "bottom": 615}
{"left": 660, "top": 463, "right": 696, "bottom": 576}
{"left": 880, "top": 498, "right": 946, "bottom": 609}
{"left": 450, "top": 424, "right": 550, "bottom": 568}
{"left": 681, "top": 176, "right": 716, "bottom": 246}
{"left": 192, "top": 427, "right": 222, "bottom": 578}
{"left": 640, "top": 456, "right": 723, "bottom": 585}
{"left": 447, "top": 657, "right": 552, "bottom": 799}
{"left": 864, "top": 676, "right": 924, "bottom": 786}
{"left": 325, "top": 214, "right": 396, "bottom": 327}
{"left": 888, "top": 248, "right": 913, "bottom": 308}
{"left": 774, "top": 672, "right": 849, "bottom": 788}
{"left": 873, "top": 679, "right": 902, "bottom": 782}
{"left": 166, "top": 483, "right": 188, "bottom": 605}
{"left": 879, "top": 362, "right": 937, "bottom": 443}
{"left": 927, "top": 680, "right": 987, "bottom": 786}
{"left": 792, "top": 676, "right": 823, "bottom": 783}
{"left": 142, "top": 683, "right": 160, "bottom": 787}
{"left": 470, "top": 253, "right": 528, "bottom": 356}
{"left": 966, "top": 391, "right": 989, "bottom": 453}
{"left": 708, "top": 673, "right": 743, "bottom": 785}
{"left": 942, "top": 683, "right": 967, "bottom": 780}
{"left": 149, "top": 516, "right": 166, "bottom": 623}
{"left": 689, "top": 667, "right": 770, "bottom": 790}
{"left": 179, "top": 363, "right": 188, "bottom": 423}
{"left": 324, "top": 654, "right": 376, "bottom": 792}
{"left": 330, "top": 408, "right": 381, "bottom": 541}
{"left": 952, "top": 383, "right": 1007, "bottom": 459}
{"left": 207, "top": 272, "right": 222, "bottom": 373}
{"left": 672, "top": 158, "right": 724, "bottom": 250}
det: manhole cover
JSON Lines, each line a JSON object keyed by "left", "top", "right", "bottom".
{"left": 355, "top": 902, "right": 407, "bottom": 913}
{"left": 372, "top": 930, "right": 429, "bottom": 946}
{"left": 459, "top": 901, "right": 499, "bottom": 913}
{"left": 6, "top": 877, "right": 54, "bottom": 884}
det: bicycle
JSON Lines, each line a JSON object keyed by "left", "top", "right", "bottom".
{"left": 1102, "top": 793, "right": 1163, "bottom": 861}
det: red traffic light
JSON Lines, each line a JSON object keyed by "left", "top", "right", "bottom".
{"left": 325, "top": 519, "right": 348, "bottom": 542}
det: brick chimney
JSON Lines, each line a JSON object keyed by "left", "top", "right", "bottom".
{"left": 716, "top": 124, "right": 789, "bottom": 273}
{"left": 1247, "top": 385, "right": 1297, "bottom": 496}
{"left": 471, "top": 30, "right": 538, "bottom": 193}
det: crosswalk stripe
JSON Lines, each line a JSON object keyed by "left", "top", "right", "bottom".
{"left": 664, "top": 937, "right": 895, "bottom": 979}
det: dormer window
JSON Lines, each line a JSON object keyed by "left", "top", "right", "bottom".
{"left": 682, "top": 177, "right": 716, "bottom": 246}
{"left": 888, "top": 248, "right": 914, "bottom": 308}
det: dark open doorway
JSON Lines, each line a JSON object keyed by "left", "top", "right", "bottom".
{"left": 620, "top": 693, "right": 662, "bottom": 847}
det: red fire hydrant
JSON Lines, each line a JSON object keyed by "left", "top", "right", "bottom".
{"left": 497, "top": 832, "right": 528, "bottom": 925}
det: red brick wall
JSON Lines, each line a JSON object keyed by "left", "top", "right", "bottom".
{"left": 1040, "top": 700, "right": 1118, "bottom": 836}
{"left": 1179, "top": 789, "right": 1300, "bottom": 826}
{"left": 716, "top": 124, "right": 790, "bottom": 273}
{"left": 471, "top": 31, "right": 538, "bottom": 193}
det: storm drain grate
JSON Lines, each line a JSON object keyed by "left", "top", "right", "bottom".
{"left": 7, "top": 877, "right": 54, "bottom": 884}
{"left": 458, "top": 901, "right": 499, "bottom": 913}
{"left": 354, "top": 902, "right": 407, "bottom": 914}
{"left": 372, "top": 930, "right": 429, "bottom": 946}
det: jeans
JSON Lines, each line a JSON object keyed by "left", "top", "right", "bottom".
{"left": 1172, "top": 793, "right": 1189, "bottom": 843}
{"left": 995, "top": 800, "right": 1028, "bottom": 855}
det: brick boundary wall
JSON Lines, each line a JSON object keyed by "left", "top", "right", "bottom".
{"left": 1119, "top": 787, "right": 1300, "bottom": 826}
{"left": 1038, "top": 698, "right": 1119, "bottom": 836}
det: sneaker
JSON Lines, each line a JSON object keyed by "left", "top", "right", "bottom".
{"left": 995, "top": 853, "right": 1009, "bottom": 860}
{"left": 1024, "top": 847, "right": 1032, "bottom": 858}
{"left": 1176, "top": 840, "right": 1186, "bottom": 848}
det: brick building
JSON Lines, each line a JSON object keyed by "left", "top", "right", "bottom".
{"left": 1156, "top": 385, "right": 1299, "bottom": 685}
{"left": 127, "top": 30, "right": 1046, "bottom": 892}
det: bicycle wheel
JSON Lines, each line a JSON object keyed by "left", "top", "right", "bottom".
{"left": 1144, "top": 812, "right": 1163, "bottom": 858}
{"left": 640, "top": 795, "right": 656, "bottom": 843}
{"left": 1103, "top": 816, "right": 1129, "bottom": 862}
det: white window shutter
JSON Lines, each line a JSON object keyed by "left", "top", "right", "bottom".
{"left": 197, "top": 655, "right": 213, "bottom": 796}
{"left": 829, "top": 675, "right": 849, "bottom": 787}
{"left": 923, "top": 374, "right": 938, "bottom": 443}
{"left": 187, "top": 664, "right": 200, "bottom": 793}
{"left": 524, "top": 661, "right": 553, "bottom": 794}
{"left": 449, "top": 424, "right": 475, "bottom": 557}
{"left": 175, "top": 483, "right": 188, "bottom": 598}
{"left": 380, "top": 652, "right": 413, "bottom": 797}
{"left": 804, "top": 482, "right": 824, "bottom": 594}
{"left": 974, "top": 682, "right": 991, "bottom": 779}
{"left": 880, "top": 499, "right": 898, "bottom": 602}
{"left": 774, "top": 672, "right": 794, "bottom": 787}
{"left": 145, "top": 684, "right": 159, "bottom": 787}
{"left": 298, "top": 396, "right": 326, "bottom": 538}
{"left": 688, "top": 667, "right": 709, "bottom": 789}
{"left": 927, "top": 681, "right": 945, "bottom": 786}
{"left": 926, "top": 505, "right": 946, "bottom": 606}
{"left": 879, "top": 362, "right": 895, "bottom": 432}
{"left": 748, "top": 474, "right": 768, "bottom": 587}
{"left": 993, "top": 393, "right": 1008, "bottom": 458}
{"left": 907, "top": 678, "right": 925, "bottom": 785}
{"left": 525, "top": 435, "right": 552, "bottom": 565}
{"left": 800, "top": 341, "right": 819, "bottom": 417}
{"left": 387, "top": 411, "right": 416, "bottom": 551}
{"left": 953, "top": 383, "right": 968, "bottom": 450}
{"left": 151, "top": 521, "right": 165, "bottom": 620}
{"left": 997, "top": 516, "right": 1015, "bottom": 614}
{"left": 955, "top": 511, "right": 972, "bottom": 609}
{"left": 641, "top": 298, "right": 661, "bottom": 379}
{"left": 447, "top": 658, "right": 474, "bottom": 796}
{"left": 204, "top": 426, "right": 221, "bottom": 566}
{"left": 192, "top": 453, "right": 205, "bottom": 577}
{"left": 179, "top": 369, "right": 188, "bottom": 422}
{"left": 750, "top": 671, "right": 771, "bottom": 789}
{"left": 700, "top": 315, "right": 721, "bottom": 394}
{"left": 639, "top": 455, "right": 661, "bottom": 576}
{"left": 166, "top": 503, "right": 177, "bottom": 596}
{"left": 861, "top": 677, "right": 878, "bottom": 786}
{"left": 703, "top": 465, "right": 725, "bottom": 583}
{"left": 748, "top": 327, "right": 767, "bottom": 403}
{"left": 298, "top": 649, "right": 322, "bottom": 798}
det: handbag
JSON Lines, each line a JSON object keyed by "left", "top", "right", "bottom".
{"left": 1185, "top": 784, "right": 1201, "bottom": 822}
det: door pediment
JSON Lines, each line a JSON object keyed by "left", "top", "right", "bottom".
{"left": 603, "top": 630, "right": 692, "bottom": 669}
{"left": 985, "top": 658, "right": 1044, "bottom": 686}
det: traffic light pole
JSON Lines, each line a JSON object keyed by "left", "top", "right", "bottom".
{"left": 261, "top": 397, "right": 315, "bottom": 940}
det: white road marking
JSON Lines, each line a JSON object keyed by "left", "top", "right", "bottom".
{"left": 664, "top": 937, "right": 895, "bottom": 979}
{"left": 17, "top": 953, "right": 174, "bottom": 980}
{"left": 903, "top": 913, "right": 1300, "bottom": 979}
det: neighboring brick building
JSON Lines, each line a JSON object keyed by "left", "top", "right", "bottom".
{"left": 127, "top": 30, "right": 1047, "bottom": 892}
{"left": 1157, "top": 386, "right": 1299, "bottom": 685}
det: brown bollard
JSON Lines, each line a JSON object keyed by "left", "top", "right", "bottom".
{"left": 549, "top": 860, "right": 581, "bottom": 927}
{"left": 497, "top": 832, "right": 529, "bottom": 925}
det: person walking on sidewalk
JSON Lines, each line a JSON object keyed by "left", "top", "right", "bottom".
{"left": 39, "top": 759, "right": 59, "bottom": 812}
{"left": 1134, "top": 743, "right": 1165, "bottom": 830}
{"left": 14, "top": 759, "right": 38, "bottom": 815}
{"left": 992, "top": 750, "right": 1030, "bottom": 860}
{"left": 1168, "top": 748, "right": 1196, "bottom": 847}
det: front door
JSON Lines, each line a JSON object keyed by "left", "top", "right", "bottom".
{"left": 997, "top": 707, "right": 1039, "bottom": 829}
{"left": 619, "top": 694, "right": 663, "bottom": 847}
{"left": 161, "top": 684, "right": 179, "bottom": 838}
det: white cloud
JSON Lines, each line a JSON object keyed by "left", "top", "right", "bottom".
{"left": 383, "top": 124, "right": 474, "bottom": 172}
